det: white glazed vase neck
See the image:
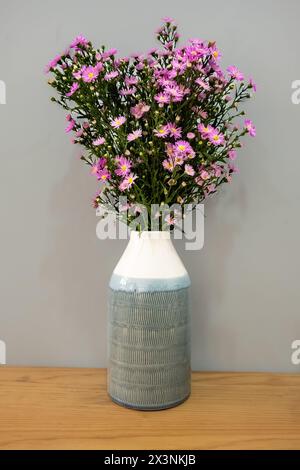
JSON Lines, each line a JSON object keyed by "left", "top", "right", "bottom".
{"left": 113, "top": 231, "right": 188, "bottom": 280}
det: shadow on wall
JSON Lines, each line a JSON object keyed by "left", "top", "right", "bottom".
{"left": 39, "top": 155, "right": 125, "bottom": 367}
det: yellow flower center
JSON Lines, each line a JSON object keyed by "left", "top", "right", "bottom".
{"left": 159, "top": 128, "right": 165, "bottom": 133}
{"left": 88, "top": 72, "right": 94, "bottom": 79}
{"left": 101, "top": 175, "right": 107, "bottom": 180}
{"left": 178, "top": 145, "right": 186, "bottom": 151}
{"left": 128, "top": 177, "right": 133, "bottom": 184}
{"left": 121, "top": 165, "right": 127, "bottom": 171}
{"left": 213, "top": 51, "right": 219, "bottom": 58}
{"left": 213, "top": 135, "right": 219, "bottom": 141}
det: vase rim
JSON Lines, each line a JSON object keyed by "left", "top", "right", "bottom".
{"left": 130, "top": 230, "right": 171, "bottom": 240}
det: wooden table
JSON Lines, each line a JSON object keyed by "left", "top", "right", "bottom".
{"left": 0, "top": 367, "right": 300, "bottom": 450}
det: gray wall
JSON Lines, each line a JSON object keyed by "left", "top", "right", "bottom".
{"left": 1, "top": 0, "right": 299, "bottom": 371}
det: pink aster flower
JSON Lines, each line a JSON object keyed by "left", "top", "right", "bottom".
{"left": 162, "top": 16, "right": 176, "bottom": 24}
{"left": 195, "top": 176, "right": 204, "bottom": 186}
{"left": 70, "top": 35, "right": 89, "bottom": 49}
{"left": 82, "top": 66, "right": 99, "bottom": 83}
{"left": 102, "top": 48, "right": 118, "bottom": 59}
{"left": 92, "top": 190, "right": 102, "bottom": 208}
{"left": 228, "top": 149, "right": 237, "bottom": 160}
{"left": 154, "top": 125, "right": 169, "bottom": 138}
{"left": 174, "top": 154, "right": 185, "bottom": 166}
{"left": 164, "top": 83, "right": 184, "bottom": 102}
{"left": 174, "top": 140, "right": 195, "bottom": 159}
{"left": 95, "top": 62, "right": 104, "bottom": 73}
{"left": 187, "top": 132, "right": 195, "bottom": 140}
{"left": 207, "top": 183, "right": 216, "bottom": 194}
{"left": 186, "top": 45, "right": 206, "bottom": 62}
{"left": 157, "top": 77, "right": 173, "bottom": 87}
{"left": 174, "top": 140, "right": 188, "bottom": 153}
{"left": 119, "top": 87, "right": 137, "bottom": 96}
{"left": 125, "top": 76, "right": 138, "bottom": 86}
{"left": 198, "top": 123, "right": 213, "bottom": 139}
{"left": 127, "top": 129, "right": 142, "bottom": 142}
{"left": 200, "top": 170, "right": 210, "bottom": 180}
{"left": 184, "top": 164, "right": 195, "bottom": 176}
{"left": 244, "top": 119, "right": 256, "bottom": 137}
{"left": 130, "top": 102, "right": 150, "bottom": 119}
{"left": 211, "top": 163, "right": 223, "bottom": 177}
{"left": 93, "top": 137, "right": 105, "bottom": 146}
{"left": 210, "top": 45, "right": 221, "bottom": 61}
{"left": 76, "top": 129, "right": 84, "bottom": 137}
{"left": 167, "top": 123, "right": 182, "bottom": 139}
{"left": 228, "top": 163, "right": 239, "bottom": 174}
{"left": 154, "top": 93, "right": 169, "bottom": 106}
{"left": 199, "top": 110, "right": 208, "bottom": 120}
{"left": 104, "top": 70, "right": 119, "bottom": 81}
{"left": 162, "top": 159, "right": 175, "bottom": 172}
{"left": 165, "top": 214, "right": 175, "bottom": 226}
{"left": 98, "top": 169, "right": 111, "bottom": 182}
{"left": 91, "top": 157, "right": 107, "bottom": 177}
{"left": 195, "top": 78, "right": 210, "bottom": 91}
{"left": 119, "top": 173, "right": 138, "bottom": 191}
{"left": 73, "top": 67, "right": 85, "bottom": 80}
{"left": 165, "top": 142, "right": 175, "bottom": 158}
{"left": 110, "top": 116, "right": 126, "bottom": 128}
{"left": 115, "top": 156, "right": 132, "bottom": 176}
{"left": 45, "top": 55, "right": 61, "bottom": 72}
{"left": 209, "top": 130, "right": 225, "bottom": 146}
{"left": 65, "top": 119, "right": 75, "bottom": 133}
{"left": 66, "top": 82, "right": 79, "bottom": 97}
{"left": 227, "top": 65, "right": 244, "bottom": 81}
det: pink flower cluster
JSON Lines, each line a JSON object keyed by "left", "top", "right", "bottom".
{"left": 198, "top": 123, "right": 225, "bottom": 146}
{"left": 163, "top": 140, "right": 195, "bottom": 170}
{"left": 154, "top": 122, "right": 182, "bottom": 139}
{"left": 131, "top": 102, "right": 150, "bottom": 119}
{"left": 91, "top": 155, "right": 138, "bottom": 192}
{"left": 46, "top": 20, "right": 256, "bottom": 215}
{"left": 115, "top": 157, "right": 137, "bottom": 191}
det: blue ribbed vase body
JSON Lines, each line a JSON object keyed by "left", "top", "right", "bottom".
{"left": 107, "top": 232, "right": 191, "bottom": 410}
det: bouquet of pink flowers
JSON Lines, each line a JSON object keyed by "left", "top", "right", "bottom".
{"left": 46, "top": 17, "right": 256, "bottom": 229}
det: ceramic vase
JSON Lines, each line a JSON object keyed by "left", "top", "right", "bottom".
{"left": 108, "top": 231, "right": 191, "bottom": 410}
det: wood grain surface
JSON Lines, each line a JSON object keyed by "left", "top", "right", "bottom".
{"left": 0, "top": 367, "right": 300, "bottom": 450}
